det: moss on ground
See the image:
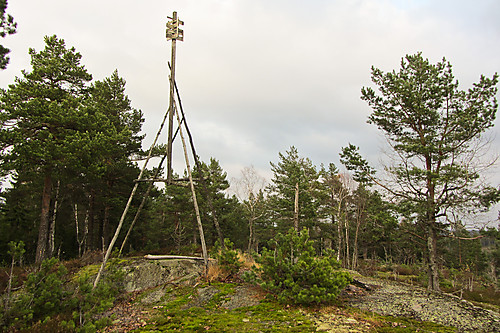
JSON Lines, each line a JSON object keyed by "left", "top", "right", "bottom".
{"left": 71, "top": 258, "right": 127, "bottom": 282}
{"left": 134, "top": 283, "right": 316, "bottom": 332}
{"left": 130, "top": 282, "right": 460, "bottom": 333}
{"left": 375, "top": 316, "right": 457, "bottom": 332}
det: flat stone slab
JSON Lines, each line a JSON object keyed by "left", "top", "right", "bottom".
{"left": 121, "top": 258, "right": 204, "bottom": 292}
{"left": 347, "top": 275, "right": 500, "bottom": 332}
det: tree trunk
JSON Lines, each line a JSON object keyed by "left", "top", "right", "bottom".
{"left": 344, "top": 217, "right": 350, "bottom": 268}
{"left": 73, "top": 204, "right": 85, "bottom": 257}
{"left": 193, "top": 219, "right": 198, "bottom": 245}
{"left": 102, "top": 205, "right": 110, "bottom": 250}
{"left": 352, "top": 219, "right": 360, "bottom": 269}
{"left": 36, "top": 173, "right": 52, "bottom": 265}
{"left": 336, "top": 213, "right": 342, "bottom": 262}
{"left": 86, "top": 190, "right": 95, "bottom": 252}
{"left": 83, "top": 208, "right": 89, "bottom": 254}
{"left": 6, "top": 254, "right": 15, "bottom": 312}
{"left": 352, "top": 194, "right": 366, "bottom": 269}
{"left": 427, "top": 223, "right": 440, "bottom": 291}
{"left": 247, "top": 217, "right": 255, "bottom": 253}
{"left": 335, "top": 190, "right": 344, "bottom": 262}
{"left": 293, "top": 182, "right": 299, "bottom": 231}
{"left": 488, "top": 259, "right": 498, "bottom": 288}
{"left": 48, "top": 180, "right": 60, "bottom": 257}
{"left": 199, "top": 190, "right": 223, "bottom": 247}
{"left": 425, "top": 157, "right": 440, "bottom": 291}
{"left": 173, "top": 217, "right": 184, "bottom": 253}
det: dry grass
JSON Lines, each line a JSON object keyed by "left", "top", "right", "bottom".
{"left": 206, "top": 262, "right": 224, "bottom": 283}
{"left": 205, "top": 251, "right": 260, "bottom": 283}
{"left": 237, "top": 252, "right": 260, "bottom": 270}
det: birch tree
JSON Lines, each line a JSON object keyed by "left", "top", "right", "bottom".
{"left": 232, "top": 165, "right": 267, "bottom": 252}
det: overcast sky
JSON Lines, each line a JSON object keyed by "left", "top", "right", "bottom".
{"left": 1, "top": 0, "right": 499, "bottom": 225}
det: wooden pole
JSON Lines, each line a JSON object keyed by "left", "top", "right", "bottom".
{"left": 118, "top": 151, "right": 168, "bottom": 256}
{"left": 93, "top": 107, "right": 171, "bottom": 289}
{"left": 119, "top": 14, "right": 191, "bottom": 258}
{"left": 93, "top": 12, "right": 187, "bottom": 289}
{"left": 294, "top": 182, "right": 299, "bottom": 231}
{"left": 174, "top": 101, "right": 209, "bottom": 269}
{"left": 166, "top": 11, "right": 180, "bottom": 182}
{"left": 119, "top": 97, "right": 187, "bottom": 255}
{"left": 169, "top": 65, "right": 225, "bottom": 247}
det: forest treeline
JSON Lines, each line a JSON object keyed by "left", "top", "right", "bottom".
{"left": 1, "top": 35, "right": 499, "bottom": 292}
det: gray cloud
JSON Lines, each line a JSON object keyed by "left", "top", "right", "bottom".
{"left": 1, "top": 1, "right": 499, "bottom": 214}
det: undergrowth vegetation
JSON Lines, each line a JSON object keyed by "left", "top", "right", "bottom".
{"left": 245, "top": 228, "right": 352, "bottom": 305}
{"left": 210, "top": 239, "right": 242, "bottom": 281}
{"left": 0, "top": 230, "right": 497, "bottom": 332}
{"left": 133, "top": 280, "right": 456, "bottom": 332}
{"left": 138, "top": 282, "right": 317, "bottom": 332}
{"left": 0, "top": 257, "right": 125, "bottom": 332}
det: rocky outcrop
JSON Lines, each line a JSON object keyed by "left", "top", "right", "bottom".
{"left": 347, "top": 275, "right": 500, "bottom": 332}
{"left": 121, "top": 257, "right": 204, "bottom": 292}
{"left": 114, "top": 258, "right": 499, "bottom": 332}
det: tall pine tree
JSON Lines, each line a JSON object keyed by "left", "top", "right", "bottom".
{"left": 0, "top": 0, "right": 16, "bottom": 69}
{"left": 0, "top": 35, "right": 92, "bottom": 263}
{"left": 267, "top": 146, "right": 322, "bottom": 233}
{"left": 361, "top": 53, "right": 498, "bottom": 290}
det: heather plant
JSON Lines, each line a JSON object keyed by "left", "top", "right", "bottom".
{"left": 255, "top": 228, "right": 351, "bottom": 305}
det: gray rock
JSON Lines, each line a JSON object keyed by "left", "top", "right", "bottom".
{"left": 348, "top": 276, "right": 500, "bottom": 332}
{"left": 121, "top": 258, "right": 204, "bottom": 292}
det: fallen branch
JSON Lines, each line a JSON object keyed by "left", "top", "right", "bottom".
{"left": 144, "top": 254, "right": 214, "bottom": 261}
{"left": 444, "top": 234, "right": 485, "bottom": 241}
{"left": 352, "top": 278, "right": 372, "bottom": 291}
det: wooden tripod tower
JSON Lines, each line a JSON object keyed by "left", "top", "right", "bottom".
{"left": 93, "top": 12, "right": 208, "bottom": 288}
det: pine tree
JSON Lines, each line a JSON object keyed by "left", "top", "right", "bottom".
{"left": 0, "top": 35, "right": 92, "bottom": 264}
{"left": 0, "top": 0, "right": 16, "bottom": 69}
{"left": 79, "top": 70, "right": 144, "bottom": 251}
{"left": 256, "top": 228, "right": 352, "bottom": 305}
{"left": 194, "top": 158, "right": 246, "bottom": 248}
{"left": 360, "top": 53, "right": 498, "bottom": 290}
{"left": 267, "top": 146, "right": 322, "bottom": 233}
{"left": 0, "top": 37, "right": 146, "bottom": 262}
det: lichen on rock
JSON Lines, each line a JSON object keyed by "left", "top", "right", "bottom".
{"left": 347, "top": 275, "right": 500, "bottom": 332}
{"left": 121, "top": 258, "right": 204, "bottom": 292}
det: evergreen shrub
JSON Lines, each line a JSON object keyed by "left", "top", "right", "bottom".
{"left": 63, "top": 260, "right": 125, "bottom": 332}
{"left": 22, "top": 257, "right": 70, "bottom": 321}
{"left": 255, "top": 228, "right": 351, "bottom": 305}
{"left": 2, "top": 258, "right": 125, "bottom": 332}
{"left": 211, "top": 238, "right": 242, "bottom": 279}
{"left": 2, "top": 258, "right": 70, "bottom": 330}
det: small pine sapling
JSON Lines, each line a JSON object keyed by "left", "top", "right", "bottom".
{"left": 255, "top": 228, "right": 351, "bottom": 305}
{"left": 211, "top": 238, "right": 242, "bottom": 280}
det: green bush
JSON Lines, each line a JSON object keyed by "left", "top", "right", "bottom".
{"left": 1, "top": 258, "right": 71, "bottom": 330}
{"left": 211, "top": 238, "right": 242, "bottom": 278}
{"left": 23, "top": 258, "right": 70, "bottom": 321}
{"left": 64, "top": 260, "right": 125, "bottom": 332}
{"left": 2, "top": 258, "right": 125, "bottom": 332}
{"left": 255, "top": 228, "right": 352, "bottom": 305}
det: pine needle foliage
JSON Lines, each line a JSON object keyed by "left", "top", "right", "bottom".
{"left": 255, "top": 228, "right": 351, "bottom": 305}
{"left": 211, "top": 238, "right": 242, "bottom": 279}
